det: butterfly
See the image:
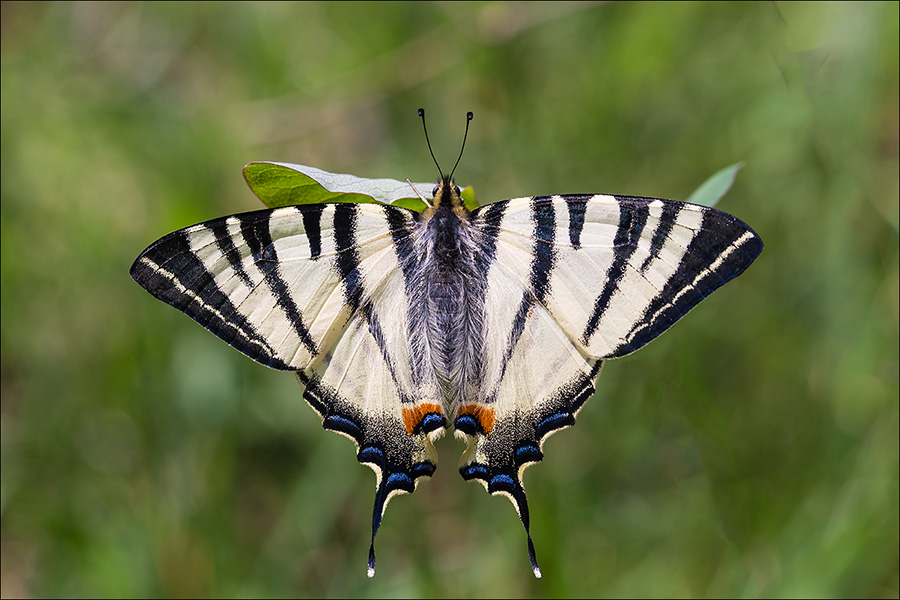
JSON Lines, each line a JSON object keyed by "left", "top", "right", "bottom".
{"left": 131, "top": 111, "right": 763, "bottom": 578}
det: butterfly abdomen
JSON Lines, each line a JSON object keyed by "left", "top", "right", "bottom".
{"left": 417, "top": 194, "right": 487, "bottom": 407}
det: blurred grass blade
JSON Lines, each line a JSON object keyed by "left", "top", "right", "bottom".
{"left": 243, "top": 162, "right": 436, "bottom": 211}
{"left": 685, "top": 162, "right": 744, "bottom": 207}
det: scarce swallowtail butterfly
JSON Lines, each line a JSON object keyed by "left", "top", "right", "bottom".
{"left": 131, "top": 110, "right": 763, "bottom": 578}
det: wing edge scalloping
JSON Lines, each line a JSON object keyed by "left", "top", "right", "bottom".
{"left": 299, "top": 370, "right": 446, "bottom": 578}
{"left": 456, "top": 358, "right": 604, "bottom": 579}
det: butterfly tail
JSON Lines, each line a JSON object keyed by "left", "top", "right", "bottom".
{"left": 456, "top": 360, "right": 602, "bottom": 577}
{"left": 459, "top": 457, "right": 543, "bottom": 577}
{"left": 527, "top": 533, "right": 542, "bottom": 579}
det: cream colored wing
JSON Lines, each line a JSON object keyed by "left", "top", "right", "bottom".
{"left": 455, "top": 194, "right": 763, "bottom": 576}
{"left": 131, "top": 202, "right": 445, "bottom": 577}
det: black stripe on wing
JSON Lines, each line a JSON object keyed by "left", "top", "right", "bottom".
{"left": 640, "top": 201, "right": 680, "bottom": 273}
{"left": 300, "top": 204, "right": 326, "bottom": 259}
{"left": 493, "top": 197, "right": 558, "bottom": 385}
{"left": 130, "top": 224, "right": 291, "bottom": 370}
{"left": 333, "top": 204, "right": 418, "bottom": 405}
{"left": 611, "top": 200, "right": 763, "bottom": 357}
{"left": 238, "top": 212, "right": 319, "bottom": 357}
{"left": 582, "top": 198, "right": 651, "bottom": 343}
{"left": 387, "top": 207, "right": 431, "bottom": 384}
{"left": 206, "top": 217, "right": 254, "bottom": 289}
{"left": 565, "top": 196, "right": 587, "bottom": 248}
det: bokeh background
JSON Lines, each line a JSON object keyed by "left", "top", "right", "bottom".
{"left": 2, "top": 2, "right": 897, "bottom": 597}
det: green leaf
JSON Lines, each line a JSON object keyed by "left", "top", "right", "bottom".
{"left": 242, "top": 162, "right": 437, "bottom": 212}
{"left": 460, "top": 186, "right": 480, "bottom": 210}
{"left": 685, "top": 162, "right": 744, "bottom": 207}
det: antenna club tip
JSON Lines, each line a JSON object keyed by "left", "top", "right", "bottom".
{"left": 418, "top": 108, "right": 425, "bottom": 117}
{"left": 367, "top": 565, "right": 375, "bottom": 578}
{"left": 467, "top": 111, "right": 474, "bottom": 120}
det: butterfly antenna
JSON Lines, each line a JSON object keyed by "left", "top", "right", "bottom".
{"left": 418, "top": 108, "right": 443, "bottom": 178}
{"left": 449, "top": 111, "right": 473, "bottom": 180}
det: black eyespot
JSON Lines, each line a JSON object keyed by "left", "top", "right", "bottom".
{"left": 432, "top": 185, "right": 439, "bottom": 197}
{"left": 454, "top": 186, "right": 461, "bottom": 196}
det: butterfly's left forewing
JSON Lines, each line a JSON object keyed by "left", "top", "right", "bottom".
{"left": 459, "top": 194, "right": 762, "bottom": 575}
{"left": 131, "top": 203, "right": 446, "bottom": 577}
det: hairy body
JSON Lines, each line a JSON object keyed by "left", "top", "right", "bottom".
{"left": 413, "top": 177, "right": 487, "bottom": 411}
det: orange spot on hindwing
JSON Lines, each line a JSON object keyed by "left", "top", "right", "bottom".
{"left": 402, "top": 403, "right": 444, "bottom": 435}
{"left": 455, "top": 404, "right": 495, "bottom": 435}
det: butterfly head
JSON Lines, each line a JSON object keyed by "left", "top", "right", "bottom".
{"left": 428, "top": 174, "right": 467, "bottom": 216}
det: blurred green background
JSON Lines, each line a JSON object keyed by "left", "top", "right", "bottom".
{"left": 2, "top": 2, "right": 897, "bottom": 597}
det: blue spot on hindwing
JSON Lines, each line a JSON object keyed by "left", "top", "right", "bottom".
{"left": 357, "top": 445, "right": 384, "bottom": 465}
{"left": 324, "top": 414, "right": 362, "bottom": 439}
{"left": 516, "top": 444, "right": 542, "bottom": 465}
{"left": 460, "top": 463, "right": 489, "bottom": 480}
{"left": 386, "top": 472, "right": 414, "bottom": 491}
{"left": 411, "top": 462, "right": 436, "bottom": 478}
{"left": 489, "top": 474, "right": 516, "bottom": 492}
{"left": 418, "top": 413, "right": 445, "bottom": 435}
{"left": 454, "top": 415, "right": 478, "bottom": 435}
{"left": 537, "top": 412, "right": 575, "bottom": 438}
